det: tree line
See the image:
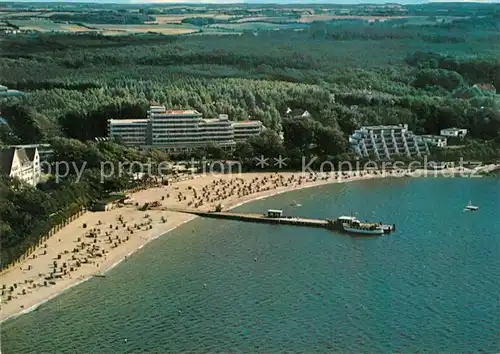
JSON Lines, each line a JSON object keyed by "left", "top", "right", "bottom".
{"left": 0, "top": 138, "right": 172, "bottom": 268}
{"left": 1, "top": 16, "right": 500, "bottom": 265}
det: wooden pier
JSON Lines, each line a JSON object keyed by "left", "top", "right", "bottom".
{"left": 160, "top": 207, "right": 395, "bottom": 235}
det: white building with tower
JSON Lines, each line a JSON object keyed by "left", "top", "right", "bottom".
{"left": 0, "top": 146, "right": 41, "bottom": 186}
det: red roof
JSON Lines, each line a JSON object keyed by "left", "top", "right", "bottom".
{"left": 165, "top": 110, "right": 197, "bottom": 114}
{"left": 234, "top": 121, "right": 261, "bottom": 125}
{"left": 474, "top": 83, "right": 496, "bottom": 91}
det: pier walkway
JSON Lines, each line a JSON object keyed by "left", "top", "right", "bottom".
{"left": 156, "top": 207, "right": 395, "bottom": 235}
{"left": 160, "top": 207, "right": 331, "bottom": 229}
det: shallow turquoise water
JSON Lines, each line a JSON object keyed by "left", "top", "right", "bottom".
{"left": 2, "top": 177, "right": 500, "bottom": 353}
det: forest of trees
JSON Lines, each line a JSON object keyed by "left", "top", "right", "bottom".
{"left": 49, "top": 12, "right": 155, "bottom": 25}
{"left": 1, "top": 18, "right": 499, "bottom": 148}
{"left": 0, "top": 138, "right": 171, "bottom": 268}
{"left": 1, "top": 7, "right": 500, "bottom": 266}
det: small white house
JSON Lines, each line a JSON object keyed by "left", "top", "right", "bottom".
{"left": 421, "top": 135, "right": 447, "bottom": 148}
{"left": 0, "top": 147, "right": 41, "bottom": 186}
{"left": 285, "top": 107, "right": 311, "bottom": 119}
{"left": 440, "top": 128, "right": 468, "bottom": 138}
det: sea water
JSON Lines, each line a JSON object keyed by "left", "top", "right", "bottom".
{"left": 2, "top": 177, "right": 499, "bottom": 353}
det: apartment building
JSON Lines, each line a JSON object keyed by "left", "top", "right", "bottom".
{"left": 349, "top": 124, "right": 430, "bottom": 160}
{"left": 108, "top": 106, "right": 264, "bottom": 152}
{"left": 149, "top": 107, "right": 204, "bottom": 149}
{"left": 201, "top": 115, "right": 235, "bottom": 146}
{"left": 0, "top": 146, "right": 41, "bottom": 186}
{"left": 108, "top": 119, "right": 149, "bottom": 146}
{"left": 233, "top": 121, "right": 264, "bottom": 142}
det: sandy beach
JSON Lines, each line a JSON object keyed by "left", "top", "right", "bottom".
{"left": 0, "top": 166, "right": 495, "bottom": 322}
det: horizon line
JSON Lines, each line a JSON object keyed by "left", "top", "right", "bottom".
{"left": 5, "top": 0, "right": 500, "bottom": 4}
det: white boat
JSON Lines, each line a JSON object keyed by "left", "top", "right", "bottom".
{"left": 290, "top": 200, "right": 302, "bottom": 207}
{"left": 342, "top": 223, "right": 385, "bottom": 235}
{"left": 339, "top": 216, "right": 385, "bottom": 235}
{"left": 464, "top": 201, "right": 479, "bottom": 211}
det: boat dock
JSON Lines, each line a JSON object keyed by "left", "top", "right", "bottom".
{"left": 160, "top": 208, "right": 395, "bottom": 235}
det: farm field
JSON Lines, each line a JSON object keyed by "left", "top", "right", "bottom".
{"left": 0, "top": 11, "right": 41, "bottom": 18}
{"left": 154, "top": 14, "right": 233, "bottom": 24}
{"left": 208, "top": 22, "right": 308, "bottom": 31}
{"left": 87, "top": 24, "right": 199, "bottom": 35}
{"left": 233, "top": 16, "right": 297, "bottom": 23}
{"left": 298, "top": 15, "right": 413, "bottom": 23}
{"left": 39, "top": 12, "right": 76, "bottom": 18}
{"left": 188, "top": 31, "right": 241, "bottom": 36}
{"left": 8, "top": 19, "right": 88, "bottom": 32}
{"left": 58, "top": 24, "right": 91, "bottom": 32}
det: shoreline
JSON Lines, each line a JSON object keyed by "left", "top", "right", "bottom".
{"left": 0, "top": 214, "right": 201, "bottom": 324}
{"left": 0, "top": 167, "right": 495, "bottom": 324}
{"left": 0, "top": 214, "right": 198, "bottom": 324}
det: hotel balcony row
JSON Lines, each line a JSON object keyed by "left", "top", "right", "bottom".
{"left": 107, "top": 107, "right": 264, "bottom": 152}
{"left": 350, "top": 124, "right": 444, "bottom": 160}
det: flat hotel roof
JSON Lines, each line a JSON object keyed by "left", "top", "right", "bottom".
{"left": 421, "top": 135, "right": 445, "bottom": 139}
{"left": 233, "top": 121, "right": 261, "bottom": 125}
{"left": 109, "top": 119, "right": 148, "bottom": 124}
{"left": 150, "top": 109, "right": 200, "bottom": 115}
{"left": 363, "top": 125, "right": 405, "bottom": 130}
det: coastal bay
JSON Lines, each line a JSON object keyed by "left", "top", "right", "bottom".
{"left": 1, "top": 170, "right": 401, "bottom": 323}
{"left": 1, "top": 175, "right": 499, "bottom": 353}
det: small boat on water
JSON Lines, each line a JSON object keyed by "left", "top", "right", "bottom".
{"left": 290, "top": 200, "right": 302, "bottom": 207}
{"left": 337, "top": 216, "right": 386, "bottom": 235}
{"left": 464, "top": 201, "right": 479, "bottom": 211}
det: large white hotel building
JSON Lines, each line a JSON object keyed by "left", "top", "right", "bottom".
{"left": 108, "top": 106, "right": 264, "bottom": 152}
{"left": 349, "top": 124, "right": 447, "bottom": 160}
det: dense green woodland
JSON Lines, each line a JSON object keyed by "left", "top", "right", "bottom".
{"left": 1, "top": 9, "right": 500, "bottom": 267}
{"left": 1, "top": 16, "right": 500, "bottom": 146}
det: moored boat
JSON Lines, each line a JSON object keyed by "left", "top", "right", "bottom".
{"left": 339, "top": 216, "right": 385, "bottom": 235}
{"left": 464, "top": 201, "right": 479, "bottom": 211}
{"left": 328, "top": 216, "right": 388, "bottom": 236}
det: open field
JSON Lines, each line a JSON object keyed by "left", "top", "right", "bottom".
{"left": 7, "top": 19, "right": 199, "bottom": 35}
{"left": 298, "top": 15, "right": 413, "bottom": 23}
{"left": 208, "top": 22, "right": 307, "bottom": 31}
{"left": 0, "top": 12, "right": 41, "bottom": 18}
{"left": 234, "top": 16, "right": 297, "bottom": 23}
{"left": 58, "top": 24, "right": 90, "bottom": 32}
{"left": 154, "top": 14, "right": 233, "bottom": 24}
{"left": 39, "top": 12, "right": 76, "bottom": 18}
{"left": 8, "top": 19, "right": 89, "bottom": 32}
{"left": 188, "top": 29, "right": 241, "bottom": 36}
{"left": 87, "top": 24, "right": 199, "bottom": 35}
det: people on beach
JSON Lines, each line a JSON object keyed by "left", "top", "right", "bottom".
{"left": 1, "top": 170, "right": 382, "bottom": 321}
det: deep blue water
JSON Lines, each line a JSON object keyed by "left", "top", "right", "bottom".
{"left": 2, "top": 177, "right": 500, "bottom": 353}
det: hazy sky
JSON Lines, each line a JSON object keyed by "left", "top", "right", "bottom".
{"left": 10, "top": 0, "right": 500, "bottom": 3}
{"left": 115, "top": 0, "right": 498, "bottom": 2}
